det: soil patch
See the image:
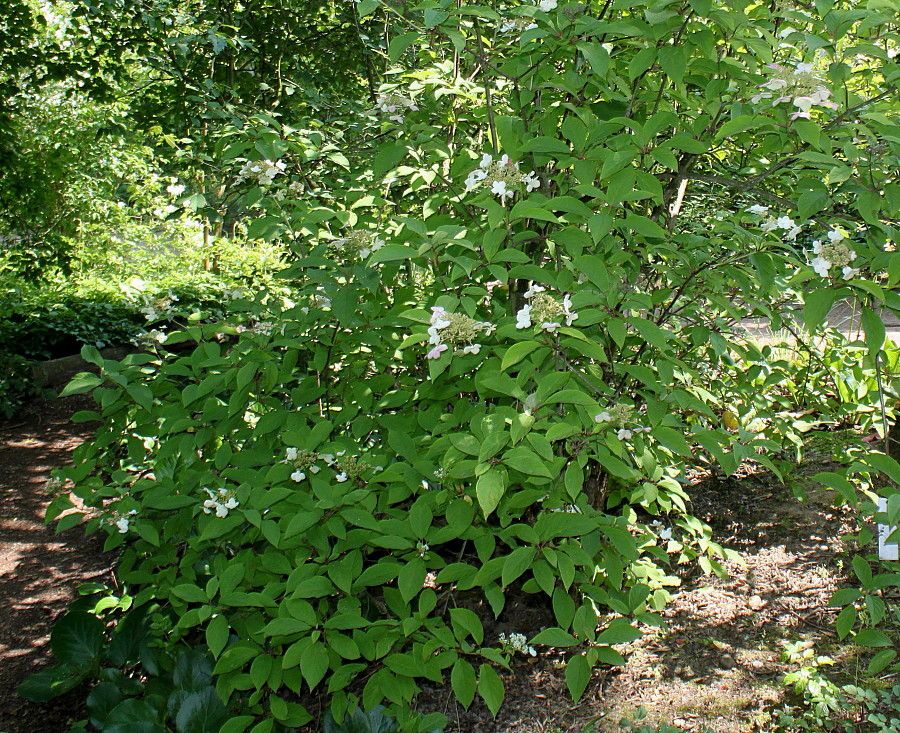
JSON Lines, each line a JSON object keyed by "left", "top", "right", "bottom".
{"left": 0, "top": 395, "right": 114, "bottom": 733}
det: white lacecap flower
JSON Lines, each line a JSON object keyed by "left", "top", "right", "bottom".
{"left": 594, "top": 411, "right": 612, "bottom": 423}
{"left": 617, "top": 428, "right": 634, "bottom": 441}
{"left": 541, "top": 321, "right": 561, "bottom": 332}
{"left": 842, "top": 266, "right": 860, "bottom": 280}
{"left": 539, "top": 0, "right": 557, "bottom": 10}
{"left": 775, "top": 215, "right": 796, "bottom": 230}
{"left": 562, "top": 294, "right": 578, "bottom": 325}
{"left": 426, "top": 343, "right": 448, "bottom": 359}
{"left": 523, "top": 172, "right": 540, "bottom": 192}
{"left": 115, "top": 517, "right": 130, "bottom": 533}
{"left": 794, "top": 62, "right": 815, "bottom": 74}
{"left": 480, "top": 153, "right": 493, "bottom": 168}
{"left": 461, "top": 344, "right": 481, "bottom": 355}
{"left": 659, "top": 527, "right": 672, "bottom": 541}
{"left": 167, "top": 183, "right": 186, "bottom": 196}
{"left": 524, "top": 283, "right": 546, "bottom": 298}
{"left": 285, "top": 447, "right": 299, "bottom": 461}
{"left": 811, "top": 256, "right": 832, "bottom": 277}
{"left": 784, "top": 225, "right": 802, "bottom": 241}
{"left": 760, "top": 220, "right": 778, "bottom": 233}
{"left": 491, "top": 180, "right": 513, "bottom": 204}
{"left": 291, "top": 470, "right": 306, "bottom": 482}
{"left": 747, "top": 204, "right": 769, "bottom": 215}
{"left": 812, "top": 240, "right": 823, "bottom": 254}
{"left": 827, "top": 228, "right": 846, "bottom": 243}
{"left": 516, "top": 304, "right": 533, "bottom": 329}
{"left": 335, "top": 472, "right": 348, "bottom": 483}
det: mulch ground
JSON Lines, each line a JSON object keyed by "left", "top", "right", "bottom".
{"left": 0, "top": 395, "right": 115, "bottom": 733}
{"left": 0, "top": 395, "right": 882, "bottom": 733}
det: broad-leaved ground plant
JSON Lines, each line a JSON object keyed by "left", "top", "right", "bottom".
{"left": 40, "top": 0, "right": 900, "bottom": 730}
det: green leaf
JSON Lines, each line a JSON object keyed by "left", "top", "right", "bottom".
{"left": 596, "top": 619, "right": 642, "bottom": 645}
{"left": 501, "top": 546, "right": 536, "bottom": 588}
{"left": 862, "top": 306, "right": 886, "bottom": 353}
{"left": 565, "top": 654, "right": 591, "bottom": 701}
{"left": 173, "top": 688, "right": 229, "bottom": 733}
{"left": 577, "top": 42, "right": 609, "bottom": 78}
{"left": 213, "top": 644, "right": 258, "bottom": 675}
{"left": 867, "top": 649, "right": 896, "bottom": 675}
{"left": 301, "top": 643, "right": 330, "bottom": 690}
{"left": 103, "top": 699, "right": 167, "bottom": 733}
{"left": 478, "top": 664, "right": 504, "bottom": 716}
{"left": 803, "top": 287, "right": 841, "bottom": 331}
{"left": 501, "top": 341, "right": 542, "bottom": 371}
{"left": 51, "top": 611, "right": 105, "bottom": 667}
{"left": 387, "top": 33, "right": 419, "bottom": 64}
{"left": 398, "top": 558, "right": 426, "bottom": 604}
{"left": 171, "top": 584, "right": 208, "bottom": 604}
{"left": 368, "top": 244, "right": 419, "bottom": 264}
{"left": 60, "top": 372, "right": 102, "bottom": 397}
{"left": 356, "top": 0, "right": 380, "bottom": 18}
{"left": 476, "top": 467, "right": 508, "bottom": 517}
{"left": 835, "top": 605, "right": 856, "bottom": 639}
{"left": 502, "top": 447, "right": 554, "bottom": 478}
{"left": 18, "top": 664, "right": 91, "bottom": 702}
{"left": 451, "top": 660, "right": 477, "bottom": 709}
{"left": 853, "top": 629, "right": 893, "bottom": 647}
{"left": 531, "top": 628, "right": 579, "bottom": 647}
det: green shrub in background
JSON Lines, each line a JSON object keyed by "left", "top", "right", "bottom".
{"left": 0, "top": 349, "right": 41, "bottom": 419}
{"left": 29, "top": 0, "right": 900, "bottom": 731}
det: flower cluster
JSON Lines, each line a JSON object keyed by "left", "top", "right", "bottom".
{"left": 594, "top": 403, "right": 650, "bottom": 441}
{"left": 498, "top": 632, "right": 537, "bottom": 657}
{"left": 515, "top": 284, "right": 577, "bottom": 332}
{"left": 751, "top": 62, "right": 837, "bottom": 120}
{"left": 427, "top": 306, "right": 496, "bottom": 359}
{"left": 500, "top": 17, "right": 538, "bottom": 33}
{"left": 283, "top": 447, "right": 322, "bottom": 482}
{"left": 647, "top": 519, "right": 673, "bottom": 542}
{"left": 139, "top": 291, "right": 179, "bottom": 322}
{"left": 333, "top": 230, "right": 386, "bottom": 259}
{"left": 810, "top": 228, "right": 858, "bottom": 279}
{"left": 201, "top": 487, "right": 239, "bottom": 518}
{"left": 107, "top": 507, "right": 138, "bottom": 534}
{"left": 238, "top": 159, "right": 286, "bottom": 186}
{"left": 135, "top": 329, "right": 167, "bottom": 347}
{"left": 375, "top": 92, "right": 419, "bottom": 123}
{"left": 749, "top": 206, "right": 803, "bottom": 241}
{"left": 273, "top": 180, "right": 306, "bottom": 202}
{"left": 464, "top": 153, "right": 539, "bottom": 205}
{"left": 327, "top": 452, "right": 378, "bottom": 483}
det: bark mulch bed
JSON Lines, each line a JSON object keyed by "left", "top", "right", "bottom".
{"left": 0, "top": 395, "right": 114, "bottom": 733}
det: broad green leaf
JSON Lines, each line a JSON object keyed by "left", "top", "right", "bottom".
{"left": 451, "top": 660, "right": 476, "bottom": 709}
{"left": 476, "top": 468, "right": 508, "bottom": 517}
{"left": 565, "top": 654, "right": 591, "bottom": 701}
{"left": 478, "top": 664, "right": 504, "bottom": 716}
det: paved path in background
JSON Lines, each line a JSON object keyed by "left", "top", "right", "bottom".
{"left": 738, "top": 301, "right": 900, "bottom": 345}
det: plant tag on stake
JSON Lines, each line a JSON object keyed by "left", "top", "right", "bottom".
{"left": 877, "top": 497, "right": 899, "bottom": 561}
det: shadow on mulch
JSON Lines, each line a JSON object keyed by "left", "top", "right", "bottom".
{"left": 0, "top": 394, "right": 115, "bottom": 733}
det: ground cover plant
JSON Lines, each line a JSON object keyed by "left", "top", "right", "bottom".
{"left": 5, "top": 0, "right": 900, "bottom": 731}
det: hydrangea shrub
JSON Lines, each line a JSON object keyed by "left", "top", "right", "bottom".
{"left": 52, "top": 0, "right": 900, "bottom": 729}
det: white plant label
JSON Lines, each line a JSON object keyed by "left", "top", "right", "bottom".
{"left": 878, "top": 497, "right": 899, "bottom": 561}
